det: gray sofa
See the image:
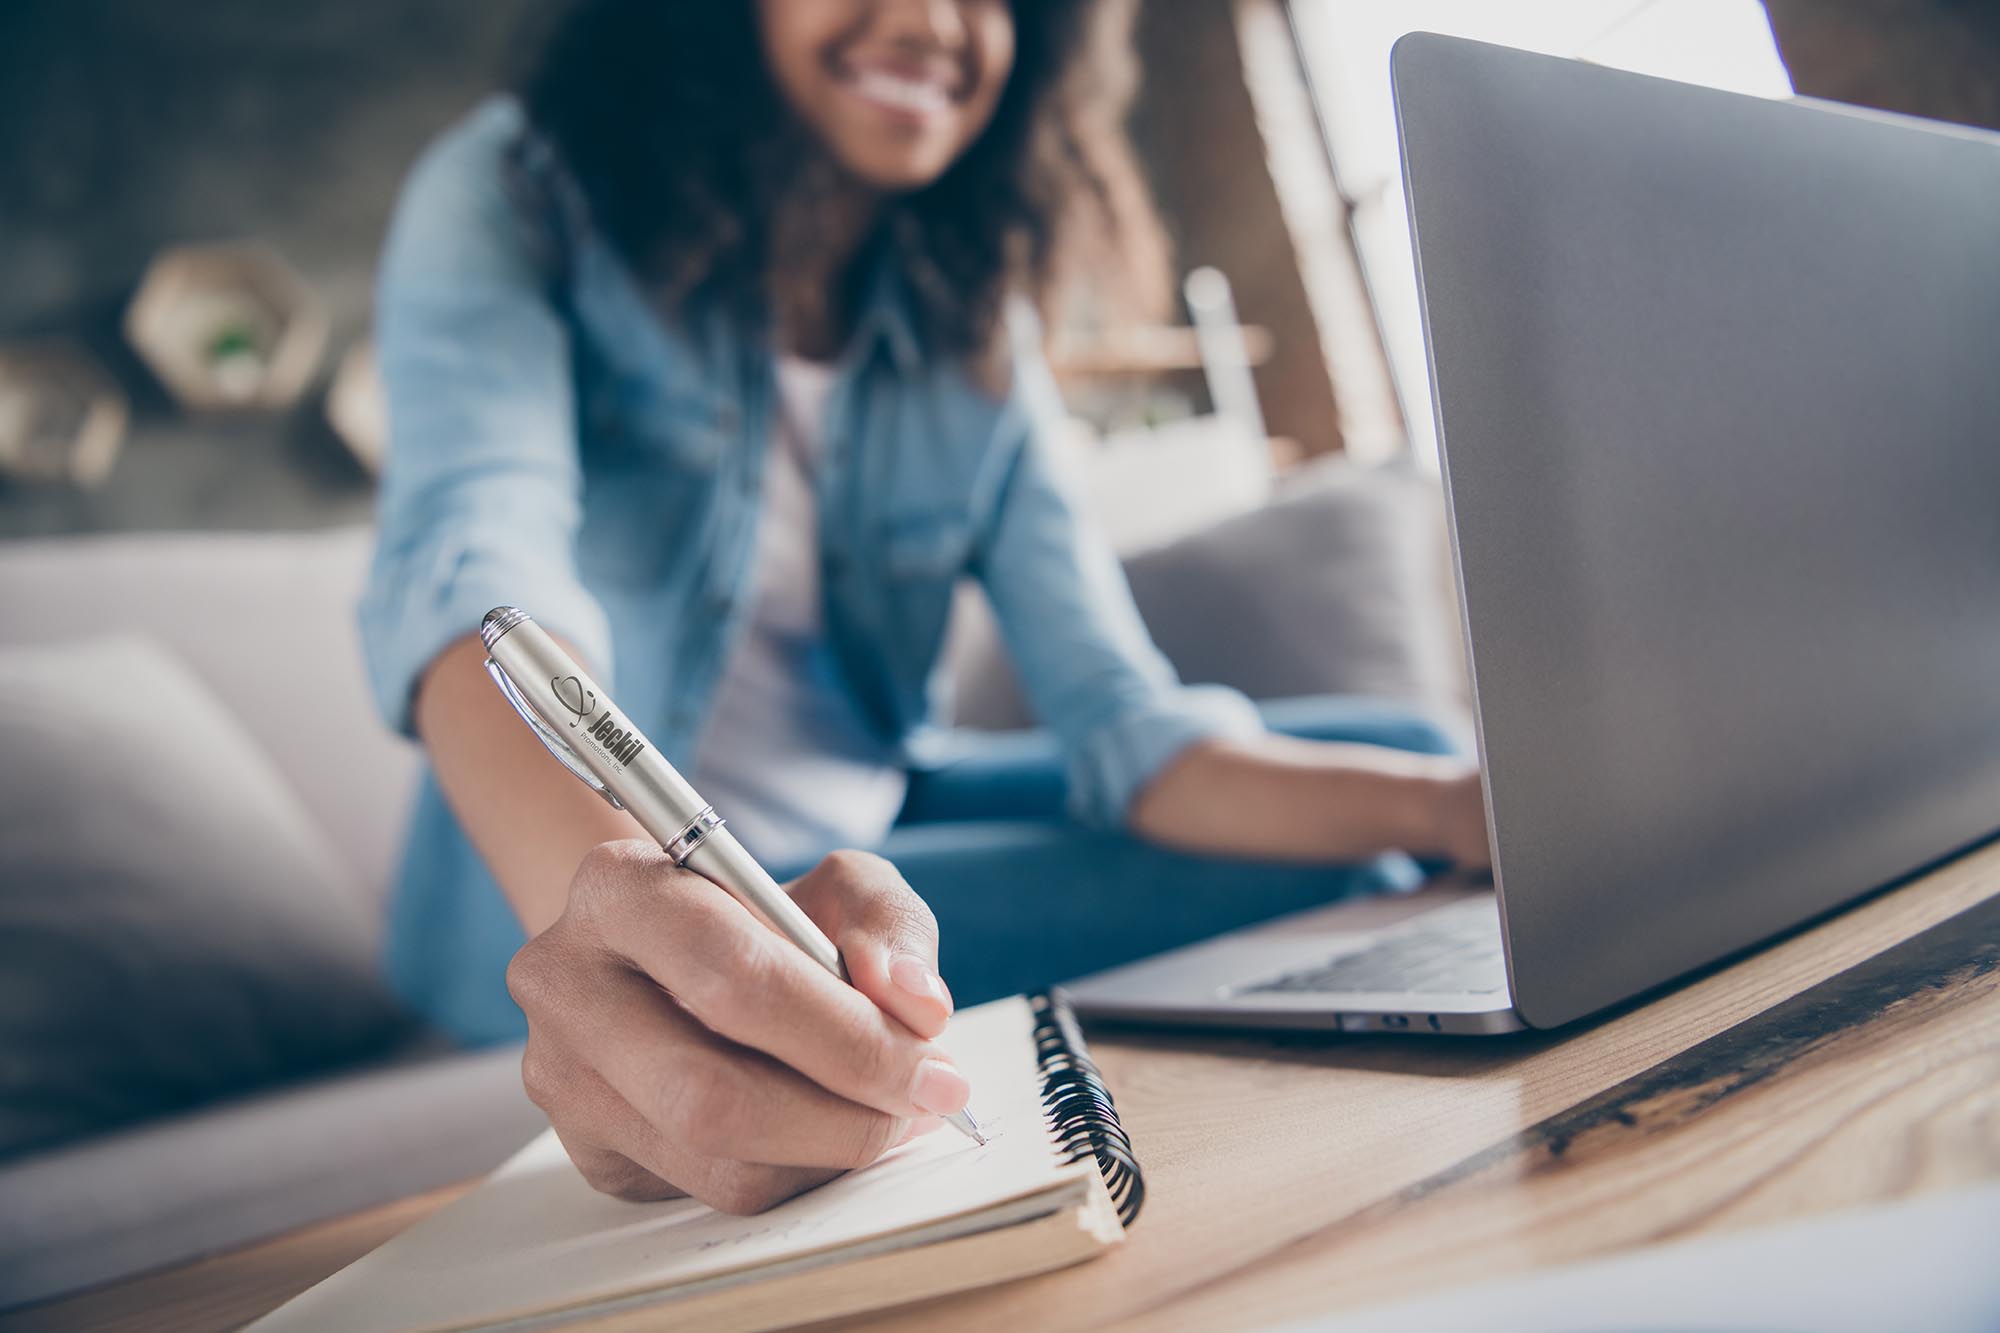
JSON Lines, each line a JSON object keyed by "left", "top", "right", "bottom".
{"left": 0, "top": 527, "right": 548, "bottom": 1310}
{"left": 0, "top": 454, "right": 1463, "bottom": 1311}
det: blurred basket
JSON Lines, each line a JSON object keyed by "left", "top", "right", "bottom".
{"left": 124, "top": 241, "right": 328, "bottom": 412}
{"left": 0, "top": 341, "right": 129, "bottom": 489}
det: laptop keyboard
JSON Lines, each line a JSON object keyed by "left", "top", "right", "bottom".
{"left": 1238, "top": 899, "right": 1509, "bottom": 997}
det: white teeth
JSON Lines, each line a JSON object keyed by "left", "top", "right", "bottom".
{"left": 850, "top": 68, "right": 951, "bottom": 115}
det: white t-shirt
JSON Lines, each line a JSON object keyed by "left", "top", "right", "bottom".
{"left": 688, "top": 357, "right": 910, "bottom": 868}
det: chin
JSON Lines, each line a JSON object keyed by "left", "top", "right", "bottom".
{"left": 837, "top": 148, "right": 958, "bottom": 194}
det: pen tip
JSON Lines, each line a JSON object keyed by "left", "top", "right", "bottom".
{"left": 945, "top": 1108, "right": 987, "bottom": 1146}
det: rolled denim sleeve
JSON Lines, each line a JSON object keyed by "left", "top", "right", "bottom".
{"left": 972, "top": 334, "right": 1264, "bottom": 830}
{"left": 358, "top": 103, "right": 612, "bottom": 738}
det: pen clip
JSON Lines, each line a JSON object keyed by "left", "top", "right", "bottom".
{"left": 483, "top": 657, "right": 626, "bottom": 810}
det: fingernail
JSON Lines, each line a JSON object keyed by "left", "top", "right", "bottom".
{"left": 891, "top": 954, "right": 950, "bottom": 1008}
{"left": 909, "top": 1058, "right": 971, "bottom": 1116}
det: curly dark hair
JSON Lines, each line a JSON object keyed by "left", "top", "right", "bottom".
{"left": 514, "top": 0, "right": 1169, "bottom": 365}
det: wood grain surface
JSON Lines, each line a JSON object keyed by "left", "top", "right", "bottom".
{"left": 9, "top": 838, "right": 1998, "bottom": 1333}
{"left": 1118, "top": 880, "right": 2000, "bottom": 1330}
{"left": 839, "top": 838, "right": 2000, "bottom": 1332}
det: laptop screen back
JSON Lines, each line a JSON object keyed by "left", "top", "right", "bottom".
{"left": 1393, "top": 34, "right": 2000, "bottom": 1028}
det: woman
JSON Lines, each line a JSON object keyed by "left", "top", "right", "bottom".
{"left": 362, "top": 0, "right": 1487, "bottom": 1213}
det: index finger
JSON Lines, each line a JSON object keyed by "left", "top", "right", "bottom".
{"left": 620, "top": 867, "right": 971, "bottom": 1123}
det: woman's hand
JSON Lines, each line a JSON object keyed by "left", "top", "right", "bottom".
{"left": 1427, "top": 769, "right": 1493, "bottom": 872}
{"left": 507, "top": 843, "right": 968, "bottom": 1214}
{"left": 1132, "top": 734, "right": 1493, "bottom": 871}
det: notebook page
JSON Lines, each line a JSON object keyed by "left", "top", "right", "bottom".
{"left": 255, "top": 996, "right": 1094, "bottom": 1332}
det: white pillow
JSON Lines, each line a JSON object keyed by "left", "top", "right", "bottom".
{"left": 0, "top": 636, "right": 407, "bottom": 1161}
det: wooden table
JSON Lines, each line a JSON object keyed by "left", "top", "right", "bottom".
{"left": 13, "top": 839, "right": 2000, "bottom": 1332}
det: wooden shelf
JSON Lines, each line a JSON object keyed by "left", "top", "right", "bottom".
{"left": 1049, "top": 324, "right": 1273, "bottom": 380}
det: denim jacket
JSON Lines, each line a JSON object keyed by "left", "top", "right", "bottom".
{"left": 359, "top": 99, "right": 1260, "bottom": 1041}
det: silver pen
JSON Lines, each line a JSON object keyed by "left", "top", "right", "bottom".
{"left": 480, "top": 606, "right": 985, "bottom": 1146}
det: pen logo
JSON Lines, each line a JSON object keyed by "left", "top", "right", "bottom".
{"left": 550, "top": 675, "right": 595, "bottom": 729}
{"left": 585, "top": 710, "right": 646, "bottom": 766}
{"left": 547, "top": 673, "right": 643, "bottom": 766}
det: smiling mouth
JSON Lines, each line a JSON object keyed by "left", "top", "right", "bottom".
{"left": 840, "top": 63, "right": 960, "bottom": 120}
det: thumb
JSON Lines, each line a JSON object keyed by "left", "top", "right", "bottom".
{"left": 791, "top": 851, "right": 953, "bottom": 1041}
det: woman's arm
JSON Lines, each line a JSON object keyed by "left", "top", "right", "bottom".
{"left": 414, "top": 634, "right": 643, "bottom": 936}
{"left": 1129, "top": 734, "right": 1490, "bottom": 869}
{"left": 974, "top": 328, "right": 1489, "bottom": 869}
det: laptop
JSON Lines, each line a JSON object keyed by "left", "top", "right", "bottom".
{"left": 1065, "top": 34, "right": 2000, "bottom": 1035}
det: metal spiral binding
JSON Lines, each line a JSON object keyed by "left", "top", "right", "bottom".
{"left": 1031, "top": 991, "right": 1145, "bottom": 1228}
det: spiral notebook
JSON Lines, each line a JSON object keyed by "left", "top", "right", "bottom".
{"left": 253, "top": 993, "right": 1141, "bottom": 1332}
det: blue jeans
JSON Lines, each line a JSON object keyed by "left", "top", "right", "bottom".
{"left": 777, "top": 696, "right": 1462, "bottom": 1007}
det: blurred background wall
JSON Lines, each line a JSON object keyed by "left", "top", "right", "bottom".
{"left": 0, "top": 0, "right": 532, "bottom": 537}
{"left": 1, "top": 0, "right": 1995, "bottom": 540}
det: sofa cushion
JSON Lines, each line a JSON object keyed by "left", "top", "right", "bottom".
{"left": 0, "top": 527, "right": 420, "bottom": 917}
{"left": 948, "top": 457, "right": 1467, "bottom": 730}
{"left": 1124, "top": 456, "right": 1467, "bottom": 713}
{"left": 0, "top": 636, "right": 409, "bottom": 1162}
